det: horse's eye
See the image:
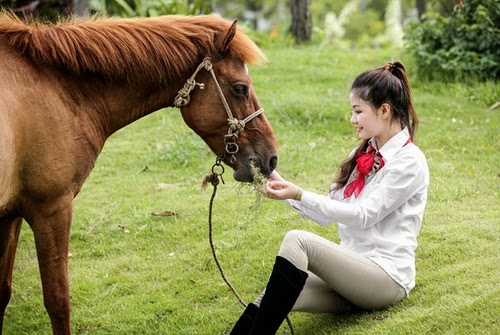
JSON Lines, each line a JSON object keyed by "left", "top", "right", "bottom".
{"left": 232, "top": 84, "right": 248, "bottom": 97}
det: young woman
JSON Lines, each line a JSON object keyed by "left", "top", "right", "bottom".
{"left": 230, "top": 61, "right": 429, "bottom": 335}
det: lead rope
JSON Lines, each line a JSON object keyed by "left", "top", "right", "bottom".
{"left": 178, "top": 57, "right": 294, "bottom": 333}
{"left": 204, "top": 159, "right": 295, "bottom": 335}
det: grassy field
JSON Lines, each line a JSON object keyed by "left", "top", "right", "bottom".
{"left": 5, "top": 45, "right": 499, "bottom": 335}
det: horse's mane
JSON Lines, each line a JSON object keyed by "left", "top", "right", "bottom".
{"left": 0, "top": 12, "right": 266, "bottom": 84}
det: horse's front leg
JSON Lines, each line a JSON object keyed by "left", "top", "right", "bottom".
{"left": 30, "top": 200, "right": 73, "bottom": 335}
{"left": 0, "top": 217, "right": 23, "bottom": 335}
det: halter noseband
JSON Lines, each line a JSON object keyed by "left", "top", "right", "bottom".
{"left": 173, "top": 57, "right": 265, "bottom": 164}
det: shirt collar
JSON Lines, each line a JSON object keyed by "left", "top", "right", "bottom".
{"left": 369, "top": 127, "right": 411, "bottom": 162}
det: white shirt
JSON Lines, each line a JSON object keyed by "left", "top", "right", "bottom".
{"left": 287, "top": 128, "right": 429, "bottom": 295}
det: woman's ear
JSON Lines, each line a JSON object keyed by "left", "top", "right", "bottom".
{"left": 380, "top": 103, "right": 391, "bottom": 119}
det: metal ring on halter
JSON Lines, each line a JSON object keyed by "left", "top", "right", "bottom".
{"left": 225, "top": 142, "right": 239, "bottom": 155}
{"left": 211, "top": 161, "right": 225, "bottom": 175}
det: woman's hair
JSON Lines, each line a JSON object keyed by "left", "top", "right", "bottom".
{"left": 333, "top": 61, "right": 418, "bottom": 190}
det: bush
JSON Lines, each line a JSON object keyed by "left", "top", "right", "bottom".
{"left": 0, "top": 0, "right": 71, "bottom": 21}
{"left": 89, "top": 0, "right": 211, "bottom": 18}
{"left": 404, "top": 0, "right": 499, "bottom": 81}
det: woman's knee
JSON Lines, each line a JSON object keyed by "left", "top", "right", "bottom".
{"left": 280, "top": 230, "right": 309, "bottom": 253}
{"left": 278, "top": 230, "right": 312, "bottom": 269}
{"left": 283, "top": 229, "right": 306, "bottom": 244}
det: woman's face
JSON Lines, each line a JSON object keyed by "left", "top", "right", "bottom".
{"left": 349, "top": 92, "right": 386, "bottom": 141}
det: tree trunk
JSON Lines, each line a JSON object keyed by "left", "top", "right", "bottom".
{"left": 290, "top": 0, "right": 312, "bottom": 43}
{"left": 72, "top": 0, "right": 89, "bottom": 16}
{"left": 416, "top": 0, "right": 427, "bottom": 21}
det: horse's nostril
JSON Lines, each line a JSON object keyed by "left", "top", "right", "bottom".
{"left": 248, "top": 156, "right": 277, "bottom": 178}
{"left": 269, "top": 155, "right": 278, "bottom": 171}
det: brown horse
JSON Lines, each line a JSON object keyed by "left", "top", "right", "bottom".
{"left": 0, "top": 13, "right": 278, "bottom": 334}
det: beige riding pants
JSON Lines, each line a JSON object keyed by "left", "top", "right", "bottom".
{"left": 254, "top": 230, "right": 406, "bottom": 313}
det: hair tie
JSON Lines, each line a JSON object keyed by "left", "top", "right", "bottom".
{"left": 384, "top": 61, "right": 395, "bottom": 72}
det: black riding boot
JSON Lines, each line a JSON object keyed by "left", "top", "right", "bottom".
{"left": 230, "top": 303, "right": 259, "bottom": 335}
{"left": 250, "top": 256, "right": 308, "bottom": 335}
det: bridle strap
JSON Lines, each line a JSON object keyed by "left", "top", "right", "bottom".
{"left": 174, "top": 58, "right": 265, "bottom": 159}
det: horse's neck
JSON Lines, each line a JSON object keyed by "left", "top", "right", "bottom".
{"left": 77, "top": 78, "right": 178, "bottom": 145}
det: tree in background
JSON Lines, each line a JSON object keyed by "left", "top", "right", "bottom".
{"left": 416, "top": 0, "right": 426, "bottom": 20}
{"left": 384, "top": 0, "right": 403, "bottom": 47}
{"left": 72, "top": 0, "right": 89, "bottom": 15}
{"left": 290, "top": 0, "right": 311, "bottom": 43}
{"left": 322, "top": 0, "right": 358, "bottom": 47}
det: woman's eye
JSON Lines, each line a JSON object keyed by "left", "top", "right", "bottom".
{"left": 232, "top": 85, "right": 248, "bottom": 96}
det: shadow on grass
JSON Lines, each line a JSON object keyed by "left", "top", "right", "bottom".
{"left": 287, "top": 298, "right": 418, "bottom": 335}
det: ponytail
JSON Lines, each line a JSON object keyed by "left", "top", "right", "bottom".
{"left": 389, "top": 61, "right": 418, "bottom": 138}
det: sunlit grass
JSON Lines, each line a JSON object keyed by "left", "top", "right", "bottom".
{"left": 5, "top": 45, "right": 499, "bottom": 334}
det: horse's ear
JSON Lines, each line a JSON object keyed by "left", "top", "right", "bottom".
{"left": 216, "top": 20, "right": 238, "bottom": 55}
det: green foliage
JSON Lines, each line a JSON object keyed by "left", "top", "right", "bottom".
{"left": 312, "top": 0, "right": 414, "bottom": 49}
{"left": 404, "top": 0, "right": 500, "bottom": 81}
{"left": 0, "top": 0, "right": 71, "bottom": 21}
{"left": 242, "top": 24, "right": 296, "bottom": 49}
{"left": 344, "top": 9, "right": 385, "bottom": 47}
{"left": 89, "top": 0, "right": 211, "bottom": 17}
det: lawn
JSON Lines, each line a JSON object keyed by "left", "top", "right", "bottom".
{"left": 5, "top": 45, "right": 499, "bottom": 334}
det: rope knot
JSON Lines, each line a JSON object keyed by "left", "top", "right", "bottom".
{"left": 202, "top": 57, "right": 213, "bottom": 71}
{"left": 173, "top": 90, "right": 189, "bottom": 107}
{"left": 174, "top": 59, "right": 212, "bottom": 108}
{"left": 209, "top": 172, "right": 220, "bottom": 186}
{"left": 174, "top": 79, "right": 206, "bottom": 108}
{"left": 227, "top": 118, "right": 245, "bottom": 137}
{"left": 187, "top": 78, "right": 205, "bottom": 90}
{"left": 201, "top": 172, "right": 220, "bottom": 190}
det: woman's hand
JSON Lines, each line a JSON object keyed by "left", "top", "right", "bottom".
{"left": 265, "top": 178, "right": 303, "bottom": 201}
{"left": 268, "top": 170, "right": 284, "bottom": 182}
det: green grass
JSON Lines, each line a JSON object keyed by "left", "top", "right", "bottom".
{"left": 5, "top": 45, "right": 499, "bottom": 335}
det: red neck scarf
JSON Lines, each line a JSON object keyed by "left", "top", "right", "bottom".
{"left": 343, "top": 144, "right": 384, "bottom": 199}
{"left": 343, "top": 138, "right": 412, "bottom": 199}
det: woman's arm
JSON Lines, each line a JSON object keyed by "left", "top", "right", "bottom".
{"left": 299, "top": 151, "right": 429, "bottom": 229}
{"left": 265, "top": 172, "right": 335, "bottom": 226}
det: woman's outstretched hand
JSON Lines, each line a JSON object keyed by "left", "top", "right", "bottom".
{"left": 265, "top": 171, "right": 302, "bottom": 201}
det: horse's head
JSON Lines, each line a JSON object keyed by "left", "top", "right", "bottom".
{"left": 176, "top": 21, "right": 278, "bottom": 182}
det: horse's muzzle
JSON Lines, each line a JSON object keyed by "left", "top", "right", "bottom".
{"left": 233, "top": 154, "right": 278, "bottom": 183}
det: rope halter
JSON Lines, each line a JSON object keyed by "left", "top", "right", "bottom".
{"left": 174, "top": 58, "right": 265, "bottom": 163}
